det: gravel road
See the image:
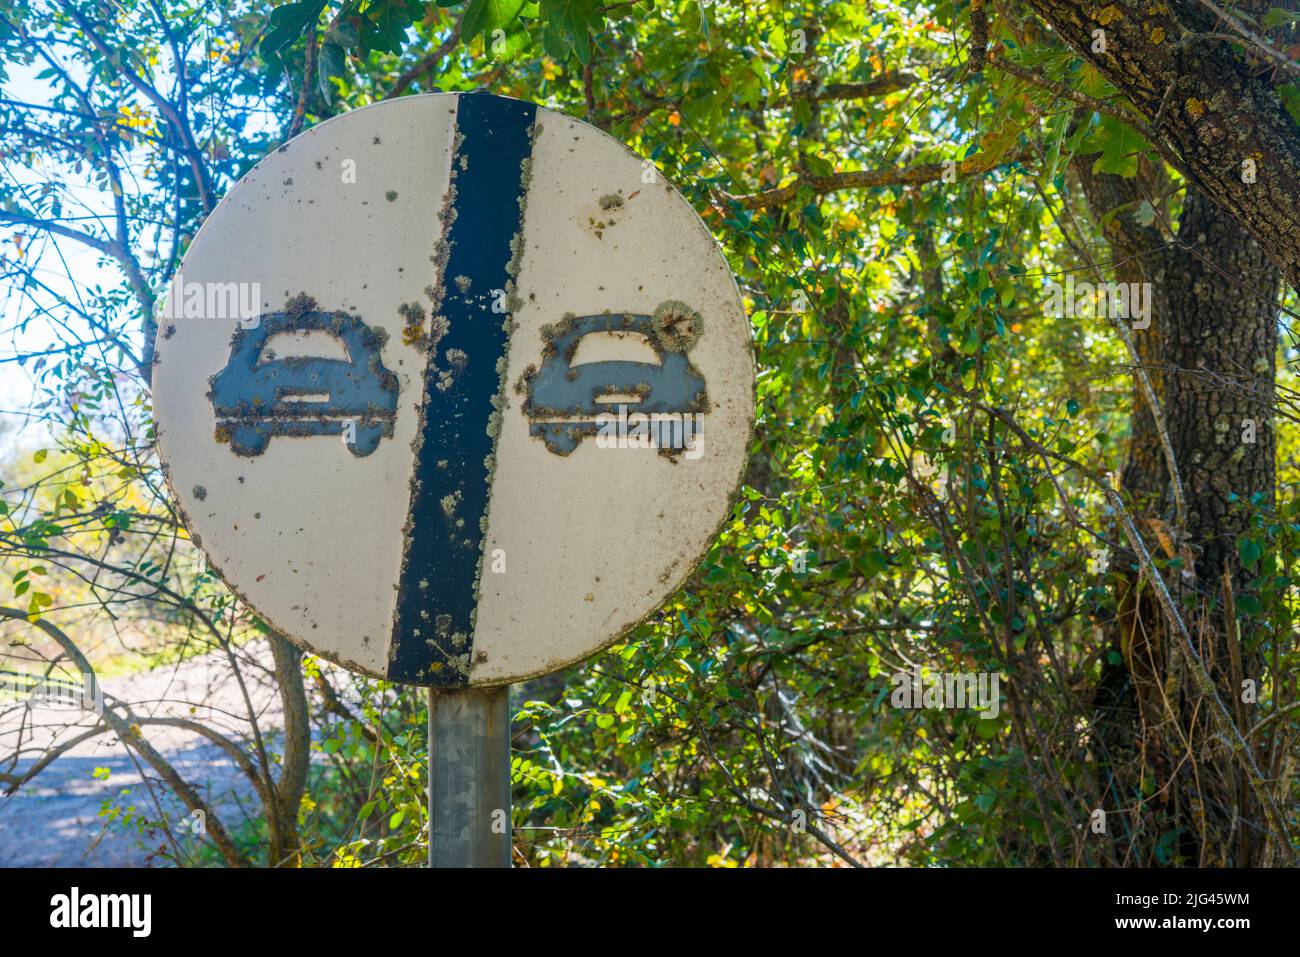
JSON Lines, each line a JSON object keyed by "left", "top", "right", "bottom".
{"left": 0, "top": 640, "right": 282, "bottom": 867}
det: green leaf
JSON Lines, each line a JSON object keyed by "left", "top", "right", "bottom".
{"left": 539, "top": 0, "right": 604, "bottom": 63}
{"left": 1263, "top": 7, "right": 1300, "bottom": 28}
{"left": 1084, "top": 115, "right": 1149, "bottom": 178}
{"left": 1040, "top": 112, "right": 1071, "bottom": 188}
{"left": 696, "top": 0, "right": 711, "bottom": 44}
{"left": 360, "top": 0, "right": 422, "bottom": 56}
{"left": 1237, "top": 536, "right": 1263, "bottom": 570}
{"left": 1279, "top": 84, "right": 1300, "bottom": 128}
{"left": 858, "top": 549, "right": 888, "bottom": 579}
{"left": 260, "top": 0, "right": 328, "bottom": 69}
{"left": 325, "top": 21, "right": 360, "bottom": 49}
{"left": 318, "top": 42, "right": 346, "bottom": 104}
{"left": 463, "top": 0, "right": 527, "bottom": 46}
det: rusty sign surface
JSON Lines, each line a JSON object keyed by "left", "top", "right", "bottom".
{"left": 152, "top": 92, "right": 754, "bottom": 687}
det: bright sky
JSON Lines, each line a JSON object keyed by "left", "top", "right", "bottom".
{"left": 1, "top": 60, "right": 135, "bottom": 445}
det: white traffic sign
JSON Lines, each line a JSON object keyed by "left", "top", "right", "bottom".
{"left": 153, "top": 92, "right": 754, "bottom": 687}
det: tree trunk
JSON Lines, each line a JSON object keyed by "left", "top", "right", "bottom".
{"left": 270, "top": 634, "right": 311, "bottom": 866}
{"left": 1078, "top": 168, "right": 1280, "bottom": 863}
{"left": 1163, "top": 191, "right": 1279, "bottom": 587}
{"left": 1160, "top": 189, "right": 1279, "bottom": 864}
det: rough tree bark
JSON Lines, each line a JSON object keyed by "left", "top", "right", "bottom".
{"left": 1074, "top": 168, "right": 1280, "bottom": 864}
{"left": 1164, "top": 191, "right": 1280, "bottom": 586}
{"left": 1161, "top": 188, "right": 1280, "bottom": 864}
{"left": 1027, "top": 0, "right": 1300, "bottom": 290}
{"left": 1030, "top": 0, "right": 1293, "bottom": 865}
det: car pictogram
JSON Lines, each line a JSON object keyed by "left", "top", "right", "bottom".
{"left": 522, "top": 311, "right": 708, "bottom": 455}
{"left": 209, "top": 308, "right": 399, "bottom": 457}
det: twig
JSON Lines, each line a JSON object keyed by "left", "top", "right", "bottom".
{"left": 992, "top": 53, "right": 1160, "bottom": 144}
{"left": 583, "top": 56, "right": 600, "bottom": 127}
{"left": 0, "top": 607, "right": 250, "bottom": 866}
{"left": 1107, "top": 312, "right": 1188, "bottom": 539}
{"left": 387, "top": 17, "right": 464, "bottom": 99}
{"left": 1194, "top": 0, "right": 1300, "bottom": 79}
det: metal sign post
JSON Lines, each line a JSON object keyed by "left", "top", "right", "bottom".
{"left": 427, "top": 685, "right": 511, "bottom": 868}
{"left": 153, "top": 91, "right": 753, "bottom": 869}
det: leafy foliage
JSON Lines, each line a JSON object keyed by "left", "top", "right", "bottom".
{"left": 2, "top": 0, "right": 1298, "bottom": 867}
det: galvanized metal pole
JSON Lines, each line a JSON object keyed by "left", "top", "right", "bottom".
{"left": 427, "top": 685, "right": 512, "bottom": 867}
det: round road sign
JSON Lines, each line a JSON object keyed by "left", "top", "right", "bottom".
{"left": 153, "top": 92, "right": 754, "bottom": 687}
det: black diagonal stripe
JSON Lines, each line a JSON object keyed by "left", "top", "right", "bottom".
{"left": 387, "top": 93, "right": 536, "bottom": 685}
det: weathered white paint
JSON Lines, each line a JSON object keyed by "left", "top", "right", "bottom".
{"left": 153, "top": 94, "right": 753, "bottom": 686}
{"left": 154, "top": 95, "right": 456, "bottom": 677}
{"left": 470, "top": 106, "right": 754, "bottom": 683}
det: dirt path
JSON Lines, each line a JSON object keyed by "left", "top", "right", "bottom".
{"left": 0, "top": 640, "right": 281, "bottom": 867}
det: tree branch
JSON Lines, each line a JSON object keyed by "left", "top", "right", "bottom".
{"left": 386, "top": 17, "right": 464, "bottom": 99}
{"left": 722, "top": 148, "right": 1032, "bottom": 210}
{"left": 60, "top": 2, "right": 215, "bottom": 212}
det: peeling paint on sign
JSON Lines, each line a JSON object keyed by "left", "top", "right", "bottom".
{"left": 387, "top": 93, "right": 537, "bottom": 685}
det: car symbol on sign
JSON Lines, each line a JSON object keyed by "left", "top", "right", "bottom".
{"left": 209, "top": 309, "right": 399, "bottom": 457}
{"left": 524, "top": 312, "right": 707, "bottom": 455}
